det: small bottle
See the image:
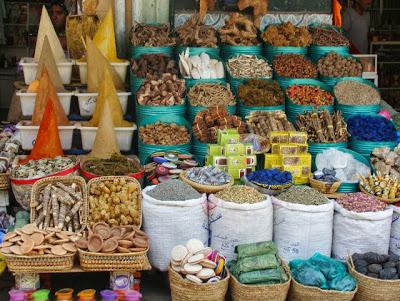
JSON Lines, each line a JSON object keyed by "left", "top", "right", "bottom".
{"left": 100, "top": 290, "right": 117, "bottom": 301}
{"left": 55, "top": 288, "right": 74, "bottom": 301}
{"left": 32, "top": 290, "right": 50, "bottom": 301}
{"left": 77, "top": 289, "right": 96, "bottom": 301}
{"left": 125, "top": 290, "right": 142, "bottom": 301}
{"left": 9, "top": 289, "right": 26, "bottom": 301}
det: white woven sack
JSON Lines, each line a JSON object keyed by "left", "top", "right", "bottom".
{"left": 390, "top": 205, "right": 400, "bottom": 256}
{"left": 142, "top": 185, "right": 208, "bottom": 271}
{"left": 208, "top": 194, "right": 273, "bottom": 262}
{"left": 332, "top": 202, "right": 393, "bottom": 260}
{"left": 272, "top": 196, "right": 334, "bottom": 262}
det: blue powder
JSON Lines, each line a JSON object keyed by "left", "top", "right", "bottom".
{"left": 247, "top": 169, "right": 292, "bottom": 185}
{"left": 347, "top": 115, "right": 397, "bottom": 142}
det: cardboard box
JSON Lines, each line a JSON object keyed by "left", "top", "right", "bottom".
{"left": 294, "top": 176, "right": 310, "bottom": 185}
{"left": 301, "top": 165, "right": 311, "bottom": 177}
{"left": 217, "top": 129, "right": 240, "bottom": 145}
{"left": 208, "top": 155, "right": 228, "bottom": 167}
{"left": 244, "top": 144, "right": 254, "bottom": 155}
{"left": 227, "top": 167, "right": 247, "bottom": 179}
{"left": 296, "top": 144, "right": 309, "bottom": 154}
{"left": 224, "top": 143, "right": 245, "bottom": 156}
{"left": 208, "top": 144, "right": 224, "bottom": 156}
{"left": 264, "top": 154, "right": 282, "bottom": 169}
{"left": 271, "top": 143, "right": 298, "bottom": 155}
{"left": 245, "top": 155, "right": 257, "bottom": 166}
{"left": 283, "top": 165, "right": 302, "bottom": 178}
{"left": 227, "top": 155, "right": 247, "bottom": 168}
{"left": 288, "top": 131, "right": 308, "bottom": 144}
{"left": 270, "top": 131, "right": 289, "bottom": 144}
{"left": 281, "top": 154, "right": 312, "bottom": 166}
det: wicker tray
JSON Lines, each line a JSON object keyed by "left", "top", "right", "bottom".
{"left": 310, "top": 176, "right": 341, "bottom": 194}
{"left": 179, "top": 171, "right": 233, "bottom": 194}
{"left": 3, "top": 253, "right": 75, "bottom": 273}
{"left": 78, "top": 248, "right": 151, "bottom": 271}
{"left": 359, "top": 185, "right": 400, "bottom": 204}
{"left": 30, "top": 176, "right": 88, "bottom": 232}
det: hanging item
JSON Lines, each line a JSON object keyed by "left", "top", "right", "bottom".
{"left": 237, "top": 0, "right": 269, "bottom": 28}
{"left": 199, "top": 0, "right": 216, "bottom": 22}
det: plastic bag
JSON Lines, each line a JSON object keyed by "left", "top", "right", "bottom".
{"left": 236, "top": 241, "right": 277, "bottom": 260}
{"left": 239, "top": 267, "right": 284, "bottom": 284}
{"left": 236, "top": 253, "right": 278, "bottom": 274}
{"left": 309, "top": 252, "right": 347, "bottom": 280}
{"left": 290, "top": 260, "right": 328, "bottom": 289}
{"left": 329, "top": 274, "right": 357, "bottom": 292}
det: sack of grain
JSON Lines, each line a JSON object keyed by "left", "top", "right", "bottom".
{"left": 390, "top": 205, "right": 400, "bottom": 256}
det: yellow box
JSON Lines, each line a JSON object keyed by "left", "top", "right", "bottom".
{"left": 301, "top": 165, "right": 311, "bottom": 177}
{"left": 281, "top": 154, "right": 312, "bottom": 166}
{"left": 283, "top": 165, "right": 302, "bottom": 178}
{"left": 271, "top": 165, "right": 283, "bottom": 171}
{"left": 271, "top": 144, "right": 298, "bottom": 155}
{"left": 270, "top": 131, "right": 289, "bottom": 144}
{"left": 294, "top": 176, "right": 310, "bottom": 185}
{"left": 264, "top": 154, "right": 282, "bottom": 169}
{"left": 288, "top": 131, "right": 308, "bottom": 144}
{"left": 296, "top": 144, "right": 309, "bottom": 154}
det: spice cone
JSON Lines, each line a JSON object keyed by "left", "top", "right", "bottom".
{"left": 34, "top": 6, "right": 65, "bottom": 62}
{"left": 86, "top": 37, "right": 124, "bottom": 92}
{"left": 86, "top": 67, "right": 132, "bottom": 127}
{"left": 36, "top": 36, "right": 65, "bottom": 92}
{"left": 32, "top": 67, "right": 69, "bottom": 126}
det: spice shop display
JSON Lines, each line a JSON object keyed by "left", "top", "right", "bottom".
{"left": 0, "top": 126, "right": 21, "bottom": 165}
{"left": 337, "top": 193, "right": 386, "bottom": 213}
{"left": 176, "top": 15, "right": 218, "bottom": 48}
{"left": 273, "top": 54, "right": 317, "bottom": 79}
{"left": 185, "top": 166, "right": 231, "bottom": 186}
{"left": 287, "top": 85, "right": 334, "bottom": 106}
{"left": 296, "top": 111, "right": 348, "bottom": 143}
{"left": 215, "top": 185, "right": 265, "bottom": 204}
{"left": 262, "top": 23, "right": 312, "bottom": 47}
{"left": 139, "top": 122, "right": 191, "bottom": 145}
{"left": 371, "top": 145, "right": 400, "bottom": 179}
{"left": 219, "top": 13, "right": 258, "bottom": 46}
{"left": 188, "top": 83, "right": 236, "bottom": 107}
{"left": 88, "top": 177, "right": 141, "bottom": 226}
{"left": 238, "top": 80, "right": 284, "bottom": 106}
{"left": 243, "top": 169, "right": 293, "bottom": 195}
{"left": 227, "top": 55, "right": 272, "bottom": 79}
{"left": 130, "top": 23, "right": 175, "bottom": 47}
{"left": 12, "top": 157, "right": 77, "bottom": 179}
{"left": 347, "top": 115, "right": 397, "bottom": 142}
{"left": 334, "top": 80, "right": 381, "bottom": 105}
{"left": 310, "top": 27, "right": 349, "bottom": 47}
{"left": 318, "top": 52, "right": 362, "bottom": 78}
{"left": 179, "top": 50, "right": 224, "bottom": 79}
{"left": 131, "top": 55, "right": 178, "bottom": 78}
{"left": 193, "top": 107, "right": 246, "bottom": 143}
{"left": 246, "top": 111, "right": 295, "bottom": 139}
{"left": 277, "top": 186, "right": 328, "bottom": 206}
{"left": 146, "top": 180, "right": 202, "bottom": 202}
{"left": 359, "top": 174, "right": 400, "bottom": 202}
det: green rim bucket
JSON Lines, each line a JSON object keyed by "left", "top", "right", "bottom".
{"left": 263, "top": 44, "right": 308, "bottom": 62}
{"left": 220, "top": 45, "right": 262, "bottom": 60}
{"left": 192, "top": 138, "right": 209, "bottom": 166}
{"left": 130, "top": 45, "right": 174, "bottom": 59}
{"left": 175, "top": 46, "right": 220, "bottom": 58}
{"left": 188, "top": 104, "right": 236, "bottom": 122}
{"left": 238, "top": 101, "right": 285, "bottom": 118}
{"left": 309, "top": 45, "right": 349, "bottom": 62}
{"left": 136, "top": 102, "right": 186, "bottom": 123}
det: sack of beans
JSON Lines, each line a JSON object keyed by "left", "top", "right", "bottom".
{"left": 142, "top": 180, "right": 208, "bottom": 271}
{"left": 208, "top": 186, "right": 273, "bottom": 262}
{"left": 390, "top": 205, "right": 400, "bottom": 256}
{"left": 332, "top": 193, "right": 393, "bottom": 260}
{"left": 272, "top": 186, "right": 334, "bottom": 262}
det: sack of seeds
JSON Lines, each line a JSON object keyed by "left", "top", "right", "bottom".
{"left": 208, "top": 186, "right": 273, "bottom": 262}
{"left": 142, "top": 181, "right": 208, "bottom": 271}
{"left": 390, "top": 205, "right": 400, "bottom": 256}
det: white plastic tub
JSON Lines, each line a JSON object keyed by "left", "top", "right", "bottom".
{"left": 79, "top": 125, "right": 137, "bottom": 151}
{"left": 75, "top": 91, "right": 130, "bottom": 116}
{"left": 76, "top": 61, "right": 130, "bottom": 84}
{"left": 19, "top": 58, "right": 74, "bottom": 85}
{"left": 16, "top": 90, "right": 74, "bottom": 116}
{"left": 16, "top": 121, "right": 76, "bottom": 150}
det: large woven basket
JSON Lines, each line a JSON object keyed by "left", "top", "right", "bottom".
{"left": 289, "top": 276, "right": 357, "bottom": 301}
{"left": 169, "top": 266, "right": 230, "bottom": 301}
{"left": 30, "top": 176, "right": 88, "bottom": 232}
{"left": 3, "top": 253, "right": 75, "bottom": 273}
{"left": 179, "top": 171, "right": 233, "bottom": 194}
{"left": 348, "top": 257, "right": 400, "bottom": 301}
{"left": 309, "top": 176, "right": 341, "bottom": 194}
{"left": 0, "top": 173, "right": 9, "bottom": 190}
{"left": 230, "top": 262, "right": 291, "bottom": 301}
{"left": 359, "top": 185, "right": 400, "bottom": 204}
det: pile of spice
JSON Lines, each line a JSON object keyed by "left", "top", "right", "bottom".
{"left": 147, "top": 180, "right": 201, "bottom": 201}
{"left": 130, "top": 23, "right": 175, "bottom": 47}
{"left": 88, "top": 178, "right": 141, "bottom": 226}
{"left": 318, "top": 52, "right": 362, "bottom": 78}
{"left": 238, "top": 79, "right": 284, "bottom": 107}
{"left": 226, "top": 55, "right": 272, "bottom": 78}
{"left": 313, "top": 169, "right": 339, "bottom": 183}
{"left": 219, "top": 13, "right": 258, "bottom": 46}
{"left": 247, "top": 169, "right": 292, "bottom": 187}
{"left": 176, "top": 14, "right": 218, "bottom": 48}
{"left": 347, "top": 115, "right": 397, "bottom": 142}
{"left": 193, "top": 106, "right": 246, "bottom": 143}
{"left": 179, "top": 51, "right": 224, "bottom": 79}
{"left": 186, "top": 166, "right": 231, "bottom": 186}
{"left": 139, "top": 122, "right": 191, "bottom": 145}
{"left": 277, "top": 186, "right": 328, "bottom": 205}
{"left": 215, "top": 185, "right": 265, "bottom": 204}
{"left": 136, "top": 74, "right": 185, "bottom": 106}
{"left": 287, "top": 85, "right": 334, "bottom": 106}
{"left": 336, "top": 193, "right": 386, "bottom": 213}
{"left": 82, "top": 154, "right": 140, "bottom": 176}
{"left": 296, "top": 110, "right": 348, "bottom": 143}
{"left": 131, "top": 54, "right": 178, "bottom": 78}
{"left": 352, "top": 252, "right": 400, "bottom": 280}
{"left": 262, "top": 22, "right": 312, "bottom": 47}
{"left": 0, "top": 125, "right": 20, "bottom": 172}
{"left": 310, "top": 27, "right": 349, "bottom": 46}
{"left": 188, "top": 83, "right": 236, "bottom": 107}
{"left": 12, "top": 157, "right": 76, "bottom": 179}
{"left": 273, "top": 54, "right": 317, "bottom": 78}
{"left": 334, "top": 80, "right": 381, "bottom": 105}
{"left": 359, "top": 173, "right": 400, "bottom": 200}
{"left": 246, "top": 111, "right": 295, "bottom": 138}
{"left": 371, "top": 146, "right": 400, "bottom": 180}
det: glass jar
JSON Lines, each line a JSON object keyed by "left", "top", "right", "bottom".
{"left": 32, "top": 289, "right": 50, "bottom": 301}
{"left": 55, "top": 288, "right": 74, "bottom": 301}
{"left": 100, "top": 290, "right": 117, "bottom": 301}
{"left": 77, "top": 289, "right": 96, "bottom": 301}
{"left": 9, "top": 289, "right": 26, "bottom": 301}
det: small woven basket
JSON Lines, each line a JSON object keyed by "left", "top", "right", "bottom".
{"left": 169, "top": 266, "right": 230, "bottom": 301}
{"left": 230, "top": 262, "right": 291, "bottom": 301}
{"left": 0, "top": 157, "right": 10, "bottom": 190}
{"left": 309, "top": 176, "right": 341, "bottom": 194}
{"left": 3, "top": 253, "right": 75, "bottom": 273}
{"left": 179, "top": 172, "right": 233, "bottom": 194}
{"left": 359, "top": 185, "right": 400, "bottom": 204}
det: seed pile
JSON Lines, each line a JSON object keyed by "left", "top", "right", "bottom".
{"left": 278, "top": 186, "right": 328, "bottom": 205}
{"left": 287, "top": 85, "right": 334, "bottom": 106}
{"left": 227, "top": 55, "right": 272, "bottom": 78}
{"left": 176, "top": 14, "right": 218, "bottom": 48}
{"left": 186, "top": 166, "right": 231, "bottom": 186}
{"left": 215, "top": 185, "right": 265, "bottom": 204}
{"left": 140, "top": 122, "right": 190, "bottom": 145}
{"left": 310, "top": 27, "right": 349, "bottom": 46}
{"left": 219, "top": 13, "right": 258, "bottom": 46}
{"left": 336, "top": 193, "right": 386, "bottom": 213}
{"left": 82, "top": 154, "right": 140, "bottom": 176}
{"left": 188, "top": 83, "right": 236, "bottom": 107}
{"left": 131, "top": 54, "right": 178, "bottom": 78}
{"left": 246, "top": 111, "right": 295, "bottom": 138}
{"left": 147, "top": 180, "right": 201, "bottom": 201}
{"left": 352, "top": 252, "right": 400, "bottom": 280}
{"left": 318, "top": 52, "right": 362, "bottom": 77}
{"left": 262, "top": 22, "right": 312, "bottom": 47}
{"left": 12, "top": 157, "right": 76, "bottom": 179}
{"left": 334, "top": 80, "right": 381, "bottom": 105}
{"left": 347, "top": 115, "right": 397, "bottom": 142}
{"left": 273, "top": 54, "right": 317, "bottom": 78}
{"left": 238, "top": 79, "right": 284, "bottom": 106}
{"left": 130, "top": 23, "right": 175, "bottom": 47}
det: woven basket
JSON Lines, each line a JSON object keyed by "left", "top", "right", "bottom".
{"left": 289, "top": 277, "right": 357, "bottom": 301}
{"left": 30, "top": 176, "right": 88, "bottom": 232}
{"left": 3, "top": 253, "right": 75, "bottom": 273}
{"left": 359, "top": 185, "right": 400, "bottom": 204}
{"left": 230, "top": 262, "right": 291, "bottom": 301}
{"left": 179, "top": 171, "right": 233, "bottom": 194}
{"left": 78, "top": 248, "right": 151, "bottom": 271}
{"left": 0, "top": 173, "right": 9, "bottom": 190}
{"left": 309, "top": 176, "right": 341, "bottom": 194}
{"left": 348, "top": 257, "right": 400, "bottom": 301}
{"left": 169, "top": 266, "right": 230, "bottom": 301}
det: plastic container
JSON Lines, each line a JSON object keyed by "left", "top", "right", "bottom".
{"left": 100, "top": 290, "right": 118, "bottom": 301}
{"left": 125, "top": 290, "right": 142, "bottom": 301}
{"left": 175, "top": 46, "right": 220, "bottom": 58}
{"left": 32, "top": 290, "right": 50, "bottom": 301}
{"left": 220, "top": 45, "right": 262, "bottom": 60}
{"left": 20, "top": 58, "right": 74, "bottom": 85}
{"left": 76, "top": 61, "right": 130, "bottom": 84}
{"left": 9, "top": 289, "right": 26, "bottom": 301}
{"left": 55, "top": 288, "right": 74, "bottom": 301}
{"left": 77, "top": 289, "right": 96, "bottom": 301}
{"left": 349, "top": 139, "right": 397, "bottom": 159}
{"left": 16, "top": 121, "right": 76, "bottom": 150}
{"left": 17, "top": 90, "right": 73, "bottom": 116}
{"left": 130, "top": 45, "right": 174, "bottom": 59}
{"left": 309, "top": 45, "right": 349, "bottom": 62}
{"left": 75, "top": 91, "right": 131, "bottom": 117}
{"left": 131, "top": 76, "right": 145, "bottom": 94}
{"left": 79, "top": 124, "right": 137, "bottom": 151}
{"left": 263, "top": 44, "right": 307, "bottom": 62}
{"left": 309, "top": 142, "right": 348, "bottom": 157}
{"left": 136, "top": 103, "right": 186, "bottom": 123}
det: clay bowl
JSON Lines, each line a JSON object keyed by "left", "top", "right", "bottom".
{"left": 102, "top": 238, "right": 119, "bottom": 253}
{"left": 93, "top": 222, "right": 111, "bottom": 240}
{"left": 88, "top": 234, "right": 103, "bottom": 253}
